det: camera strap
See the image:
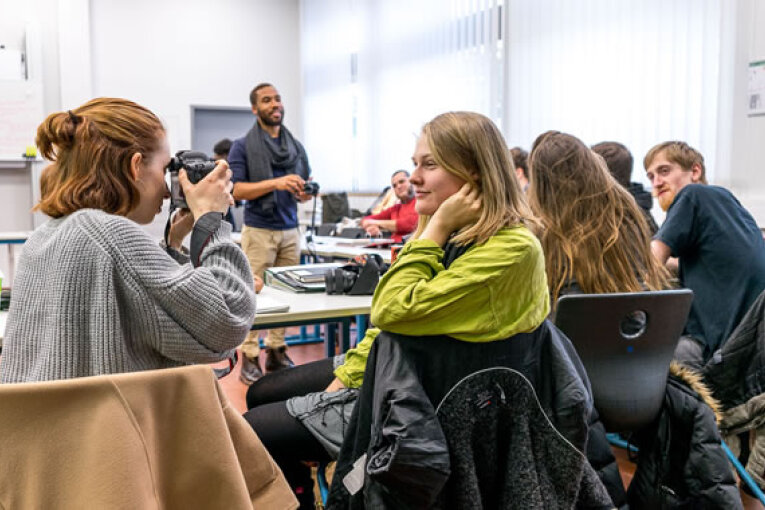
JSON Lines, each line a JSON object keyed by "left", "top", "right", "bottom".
{"left": 190, "top": 212, "right": 223, "bottom": 267}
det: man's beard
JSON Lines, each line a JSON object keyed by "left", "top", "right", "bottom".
{"left": 658, "top": 191, "right": 675, "bottom": 212}
{"left": 258, "top": 107, "right": 284, "bottom": 127}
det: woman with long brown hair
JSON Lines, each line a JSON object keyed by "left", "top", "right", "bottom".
{"left": 528, "top": 130, "right": 670, "bottom": 309}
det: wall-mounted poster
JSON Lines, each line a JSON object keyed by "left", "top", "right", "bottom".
{"left": 749, "top": 59, "right": 765, "bottom": 116}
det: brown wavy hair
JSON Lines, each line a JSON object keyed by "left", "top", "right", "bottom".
{"left": 413, "top": 111, "right": 539, "bottom": 246}
{"left": 528, "top": 131, "right": 670, "bottom": 306}
{"left": 34, "top": 97, "right": 165, "bottom": 218}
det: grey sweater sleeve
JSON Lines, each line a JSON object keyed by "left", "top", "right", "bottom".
{"left": 84, "top": 213, "right": 257, "bottom": 363}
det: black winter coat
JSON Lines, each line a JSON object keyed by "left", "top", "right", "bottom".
{"left": 326, "top": 323, "right": 621, "bottom": 509}
{"left": 627, "top": 363, "right": 742, "bottom": 509}
{"left": 703, "top": 288, "right": 765, "bottom": 418}
{"left": 703, "top": 288, "right": 765, "bottom": 491}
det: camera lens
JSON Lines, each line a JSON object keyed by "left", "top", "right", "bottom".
{"left": 341, "top": 270, "right": 357, "bottom": 292}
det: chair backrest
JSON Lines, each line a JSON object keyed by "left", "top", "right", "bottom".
{"left": 322, "top": 192, "right": 351, "bottom": 223}
{"left": 554, "top": 289, "right": 693, "bottom": 432}
{"left": 0, "top": 365, "right": 294, "bottom": 509}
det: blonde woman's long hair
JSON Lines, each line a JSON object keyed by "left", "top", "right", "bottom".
{"left": 528, "top": 131, "right": 670, "bottom": 306}
{"left": 412, "top": 111, "right": 538, "bottom": 246}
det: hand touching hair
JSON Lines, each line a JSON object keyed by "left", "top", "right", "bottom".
{"left": 413, "top": 111, "right": 538, "bottom": 246}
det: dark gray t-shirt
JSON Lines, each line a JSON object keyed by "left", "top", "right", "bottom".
{"left": 656, "top": 184, "right": 765, "bottom": 355}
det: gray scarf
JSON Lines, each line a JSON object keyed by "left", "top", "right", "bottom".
{"left": 245, "top": 121, "right": 310, "bottom": 213}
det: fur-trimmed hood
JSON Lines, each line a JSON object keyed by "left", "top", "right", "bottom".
{"left": 669, "top": 361, "right": 723, "bottom": 424}
{"left": 627, "top": 361, "right": 743, "bottom": 508}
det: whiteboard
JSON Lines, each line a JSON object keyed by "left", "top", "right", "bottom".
{"left": 0, "top": 81, "right": 44, "bottom": 159}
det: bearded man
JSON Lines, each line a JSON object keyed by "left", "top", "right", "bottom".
{"left": 230, "top": 83, "right": 313, "bottom": 382}
{"left": 645, "top": 141, "right": 765, "bottom": 364}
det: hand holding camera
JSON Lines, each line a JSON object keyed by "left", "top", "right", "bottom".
{"left": 275, "top": 174, "right": 306, "bottom": 195}
{"left": 167, "top": 150, "right": 233, "bottom": 219}
{"left": 297, "top": 180, "right": 320, "bottom": 203}
{"left": 179, "top": 161, "right": 233, "bottom": 219}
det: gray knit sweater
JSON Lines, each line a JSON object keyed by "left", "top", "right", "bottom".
{"left": 0, "top": 209, "right": 256, "bottom": 383}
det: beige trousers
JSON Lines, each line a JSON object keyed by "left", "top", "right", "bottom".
{"left": 240, "top": 226, "right": 301, "bottom": 359}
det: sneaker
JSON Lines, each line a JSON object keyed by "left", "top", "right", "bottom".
{"left": 213, "top": 366, "right": 230, "bottom": 379}
{"left": 239, "top": 355, "right": 263, "bottom": 385}
{"left": 265, "top": 346, "right": 295, "bottom": 373}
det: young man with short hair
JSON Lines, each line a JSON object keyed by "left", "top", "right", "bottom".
{"left": 646, "top": 141, "right": 765, "bottom": 364}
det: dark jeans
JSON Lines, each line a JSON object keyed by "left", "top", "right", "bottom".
{"left": 242, "top": 357, "right": 335, "bottom": 507}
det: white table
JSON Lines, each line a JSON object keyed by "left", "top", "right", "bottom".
{"left": 254, "top": 286, "right": 372, "bottom": 356}
{"left": 304, "top": 236, "right": 393, "bottom": 263}
{"left": 230, "top": 232, "right": 393, "bottom": 263}
{"left": 0, "top": 287, "right": 371, "bottom": 353}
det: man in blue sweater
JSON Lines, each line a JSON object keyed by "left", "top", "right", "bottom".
{"left": 230, "top": 83, "right": 313, "bottom": 383}
{"left": 645, "top": 141, "right": 765, "bottom": 366}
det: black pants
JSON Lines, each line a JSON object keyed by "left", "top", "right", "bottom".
{"left": 242, "top": 357, "right": 335, "bottom": 507}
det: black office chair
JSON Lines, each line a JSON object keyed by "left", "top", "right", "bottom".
{"left": 554, "top": 289, "right": 693, "bottom": 432}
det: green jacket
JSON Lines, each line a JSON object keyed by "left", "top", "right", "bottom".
{"left": 334, "top": 226, "right": 550, "bottom": 388}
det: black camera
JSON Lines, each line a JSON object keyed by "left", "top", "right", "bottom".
{"left": 167, "top": 150, "right": 217, "bottom": 208}
{"left": 304, "top": 181, "right": 320, "bottom": 196}
{"left": 325, "top": 254, "right": 386, "bottom": 295}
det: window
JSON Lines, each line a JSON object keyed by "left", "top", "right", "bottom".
{"left": 301, "top": 0, "right": 724, "bottom": 190}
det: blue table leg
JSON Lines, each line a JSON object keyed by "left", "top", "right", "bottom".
{"left": 341, "top": 318, "right": 352, "bottom": 353}
{"left": 326, "top": 323, "right": 337, "bottom": 358}
{"left": 355, "top": 314, "right": 368, "bottom": 348}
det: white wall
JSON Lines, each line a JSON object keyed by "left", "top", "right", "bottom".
{"left": 0, "top": 0, "right": 62, "bottom": 285}
{"left": 0, "top": 0, "right": 62, "bottom": 113}
{"left": 88, "top": 0, "right": 302, "bottom": 241}
{"left": 89, "top": 0, "right": 302, "bottom": 153}
{"left": 0, "top": 0, "right": 302, "bottom": 283}
{"left": 722, "top": 0, "right": 765, "bottom": 225}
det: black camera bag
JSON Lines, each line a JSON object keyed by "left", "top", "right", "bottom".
{"left": 325, "top": 254, "right": 386, "bottom": 295}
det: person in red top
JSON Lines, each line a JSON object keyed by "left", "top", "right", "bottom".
{"left": 361, "top": 170, "right": 418, "bottom": 242}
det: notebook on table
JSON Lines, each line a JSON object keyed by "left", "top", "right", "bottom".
{"left": 265, "top": 263, "right": 342, "bottom": 293}
{"left": 256, "top": 294, "right": 290, "bottom": 314}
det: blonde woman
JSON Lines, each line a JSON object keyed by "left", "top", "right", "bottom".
{"left": 244, "top": 112, "right": 550, "bottom": 507}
